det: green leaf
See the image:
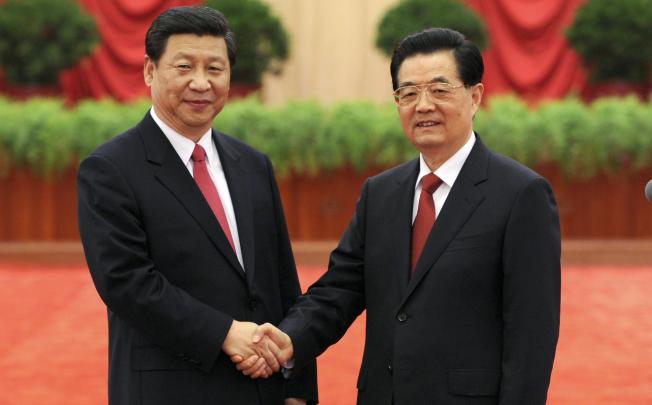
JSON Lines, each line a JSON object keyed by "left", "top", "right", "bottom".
{"left": 0, "top": 0, "right": 99, "bottom": 85}
{"left": 375, "top": 0, "right": 488, "bottom": 56}
{"left": 1, "top": 95, "right": 652, "bottom": 181}
{"left": 566, "top": 0, "right": 652, "bottom": 82}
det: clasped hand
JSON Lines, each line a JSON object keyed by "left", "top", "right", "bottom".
{"left": 222, "top": 320, "right": 293, "bottom": 379}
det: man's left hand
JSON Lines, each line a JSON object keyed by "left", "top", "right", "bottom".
{"left": 285, "top": 398, "right": 306, "bottom": 405}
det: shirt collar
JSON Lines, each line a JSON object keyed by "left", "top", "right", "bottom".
{"left": 415, "top": 131, "right": 476, "bottom": 190}
{"left": 150, "top": 107, "right": 215, "bottom": 167}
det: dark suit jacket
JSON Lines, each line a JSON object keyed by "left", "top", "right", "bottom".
{"left": 78, "top": 112, "right": 317, "bottom": 405}
{"left": 280, "top": 136, "right": 560, "bottom": 405}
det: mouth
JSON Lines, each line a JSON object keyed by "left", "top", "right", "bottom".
{"left": 185, "top": 100, "right": 212, "bottom": 107}
{"left": 415, "top": 120, "right": 441, "bottom": 128}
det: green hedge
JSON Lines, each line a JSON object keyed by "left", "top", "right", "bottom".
{"left": 1, "top": 95, "right": 652, "bottom": 179}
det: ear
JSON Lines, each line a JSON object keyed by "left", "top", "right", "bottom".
{"left": 470, "top": 83, "right": 484, "bottom": 115}
{"left": 143, "top": 55, "right": 155, "bottom": 87}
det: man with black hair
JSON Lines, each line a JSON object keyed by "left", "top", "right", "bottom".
{"left": 245, "top": 28, "right": 560, "bottom": 405}
{"left": 78, "top": 6, "right": 316, "bottom": 405}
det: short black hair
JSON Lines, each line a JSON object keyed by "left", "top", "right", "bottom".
{"left": 145, "top": 6, "right": 236, "bottom": 67}
{"left": 390, "top": 28, "right": 483, "bottom": 90}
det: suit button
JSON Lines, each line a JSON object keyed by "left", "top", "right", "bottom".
{"left": 397, "top": 312, "right": 407, "bottom": 322}
{"left": 249, "top": 299, "right": 258, "bottom": 310}
{"left": 387, "top": 363, "right": 393, "bottom": 374}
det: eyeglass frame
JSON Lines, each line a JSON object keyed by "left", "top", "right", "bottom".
{"left": 392, "top": 82, "right": 469, "bottom": 107}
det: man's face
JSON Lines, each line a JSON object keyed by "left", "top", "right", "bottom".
{"left": 396, "top": 50, "right": 483, "bottom": 165}
{"left": 144, "top": 34, "right": 230, "bottom": 140}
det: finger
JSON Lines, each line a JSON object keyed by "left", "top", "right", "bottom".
{"left": 258, "top": 336, "right": 281, "bottom": 372}
{"left": 248, "top": 361, "right": 270, "bottom": 379}
{"left": 264, "top": 326, "right": 292, "bottom": 356}
{"left": 266, "top": 335, "right": 293, "bottom": 366}
{"left": 230, "top": 354, "right": 244, "bottom": 363}
{"left": 261, "top": 364, "right": 273, "bottom": 379}
{"left": 250, "top": 367, "right": 266, "bottom": 379}
{"left": 242, "top": 356, "right": 267, "bottom": 376}
{"left": 235, "top": 355, "right": 259, "bottom": 371}
{"left": 252, "top": 322, "right": 275, "bottom": 343}
{"left": 251, "top": 363, "right": 273, "bottom": 379}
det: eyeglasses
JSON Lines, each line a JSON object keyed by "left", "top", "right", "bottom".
{"left": 393, "top": 82, "right": 466, "bottom": 107}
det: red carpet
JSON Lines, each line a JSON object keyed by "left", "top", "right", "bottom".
{"left": 1, "top": 263, "right": 651, "bottom": 404}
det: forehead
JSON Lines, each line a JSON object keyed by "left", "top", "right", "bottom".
{"left": 397, "top": 50, "right": 459, "bottom": 85}
{"left": 162, "top": 33, "right": 227, "bottom": 59}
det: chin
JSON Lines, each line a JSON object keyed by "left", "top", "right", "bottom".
{"left": 188, "top": 110, "right": 217, "bottom": 122}
{"left": 411, "top": 133, "right": 446, "bottom": 148}
{"left": 181, "top": 116, "right": 213, "bottom": 129}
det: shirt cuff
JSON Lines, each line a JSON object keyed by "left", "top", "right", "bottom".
{"left": 281, "top": 358, "right": 295, "bottom": 379}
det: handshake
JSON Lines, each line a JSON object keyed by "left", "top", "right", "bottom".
{"left": 222, "top": 320, "right": 294, "bottom": 379}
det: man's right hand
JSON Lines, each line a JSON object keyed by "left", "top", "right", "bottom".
{"left": 230, "top": 322, "right": 294, "bottom": 378}
{"left": 222, "top": 320, "right": 273, "bottom": 378}
{"left": 253, "top": 322, "right": 294, "bottom": 368}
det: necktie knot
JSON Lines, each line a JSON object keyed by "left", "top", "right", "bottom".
{"left": 191, "top": 144, "right": 206, "bottom": 163}
{"left": 421, "top": 173, "right": 442, "bottom": 195}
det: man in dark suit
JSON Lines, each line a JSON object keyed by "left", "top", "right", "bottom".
{"left": 244, "top": 28, "right": 560, "bottom": 404}
{"left": 77, "top": 6, "right": 316, "bottom": 405}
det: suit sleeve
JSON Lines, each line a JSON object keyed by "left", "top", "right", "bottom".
{"left": 500, "top": 177, "right": 561, "bottom": 404}
{"left": 264, "top": 157, "right": 319, "bottom": 404}
{"left": 77, "top": 154, "right": 233, "bottom": 373}
{"left": 279, "top": 179, "right": 369, "bottom": 369}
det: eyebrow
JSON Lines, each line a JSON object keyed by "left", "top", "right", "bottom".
{"left": 398, "top": 76, "right": 454, "bottom": 88}
{"left": 171, "top": 52, "right": 226, "bottom": 63}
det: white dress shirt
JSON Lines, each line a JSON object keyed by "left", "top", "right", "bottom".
{"left": 412, "top": 131, "right": 476, "bottom": 223}
{"left": 150, "top": 108, "right": 244, "bottom": 269}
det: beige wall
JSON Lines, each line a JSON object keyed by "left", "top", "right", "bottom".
{"left": 260, "top": 0, "right": 398, "bottom": 105}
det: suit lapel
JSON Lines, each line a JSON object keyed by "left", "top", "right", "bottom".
{"left": 214, "top": 131, "right": 257, "bottom": 285}
{"left": 138, "top": 113, "right": 244, "bottom": 278}
{"left": 387, "top": 160, "right": 420, "bottom": 296}
{"left": 401, "top": 137, "right": 490, "bottom": 304}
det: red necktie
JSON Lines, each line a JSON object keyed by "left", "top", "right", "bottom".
{"left": 191, "top": 144, "right": 235, "bottom": 252}
{"left": 411, "top": 173, "right": 442, "bottom": 273}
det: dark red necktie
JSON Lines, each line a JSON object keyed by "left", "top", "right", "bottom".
{"left": 411, "top": 173, "right": 442, "bottom": 273}
{"left": 191, "top": 144, "right": 235, "bottom": 252}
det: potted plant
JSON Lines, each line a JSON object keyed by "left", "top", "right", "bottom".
{"left": 375, "top": 0, "right": 488, "bottom": 57}
{"left": 0, "top": 0, "right": 98, "bottom": 98}
{"left": 205, "top": 0, "right": 289, "bottom": 97}
{"left": 566, "top": 0, "right": 652, "bottom": 100}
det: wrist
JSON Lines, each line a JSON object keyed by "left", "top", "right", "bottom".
{"left": 222, "top": 319, "right": 238, "bottom": 349}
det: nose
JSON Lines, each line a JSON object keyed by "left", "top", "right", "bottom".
{"left": 189, "top": 71, "right": 210, "bottom": 92}
{"left": 415, "top": 89, "right": 435, "bottom": 113}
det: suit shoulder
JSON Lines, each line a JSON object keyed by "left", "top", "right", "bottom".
{"left": 483, "top": 150, "right": 558, "bottom": 209}
{"left": 366, "top": 159, "right": 417, "bottom": 186}
{"left": 86, "top": 125, "right": 142, "bottom": 163}
{"left": 487, "top": 150, "right": 546, "bottom": 188}
{"left": 216, "top": 131, "right": 267, "bottom": 160}
{"left": 214, "top": 131, "right": 274, "bottom": 176}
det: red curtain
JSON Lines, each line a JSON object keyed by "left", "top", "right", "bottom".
{"left": 12, "top": 0, "right": 590, "bottom": 103}
{"left": 60, "top": 0, "right": 200, "bottom": 103}
{"left": 464, "top": 0, "right": 588, "bottom": 102}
